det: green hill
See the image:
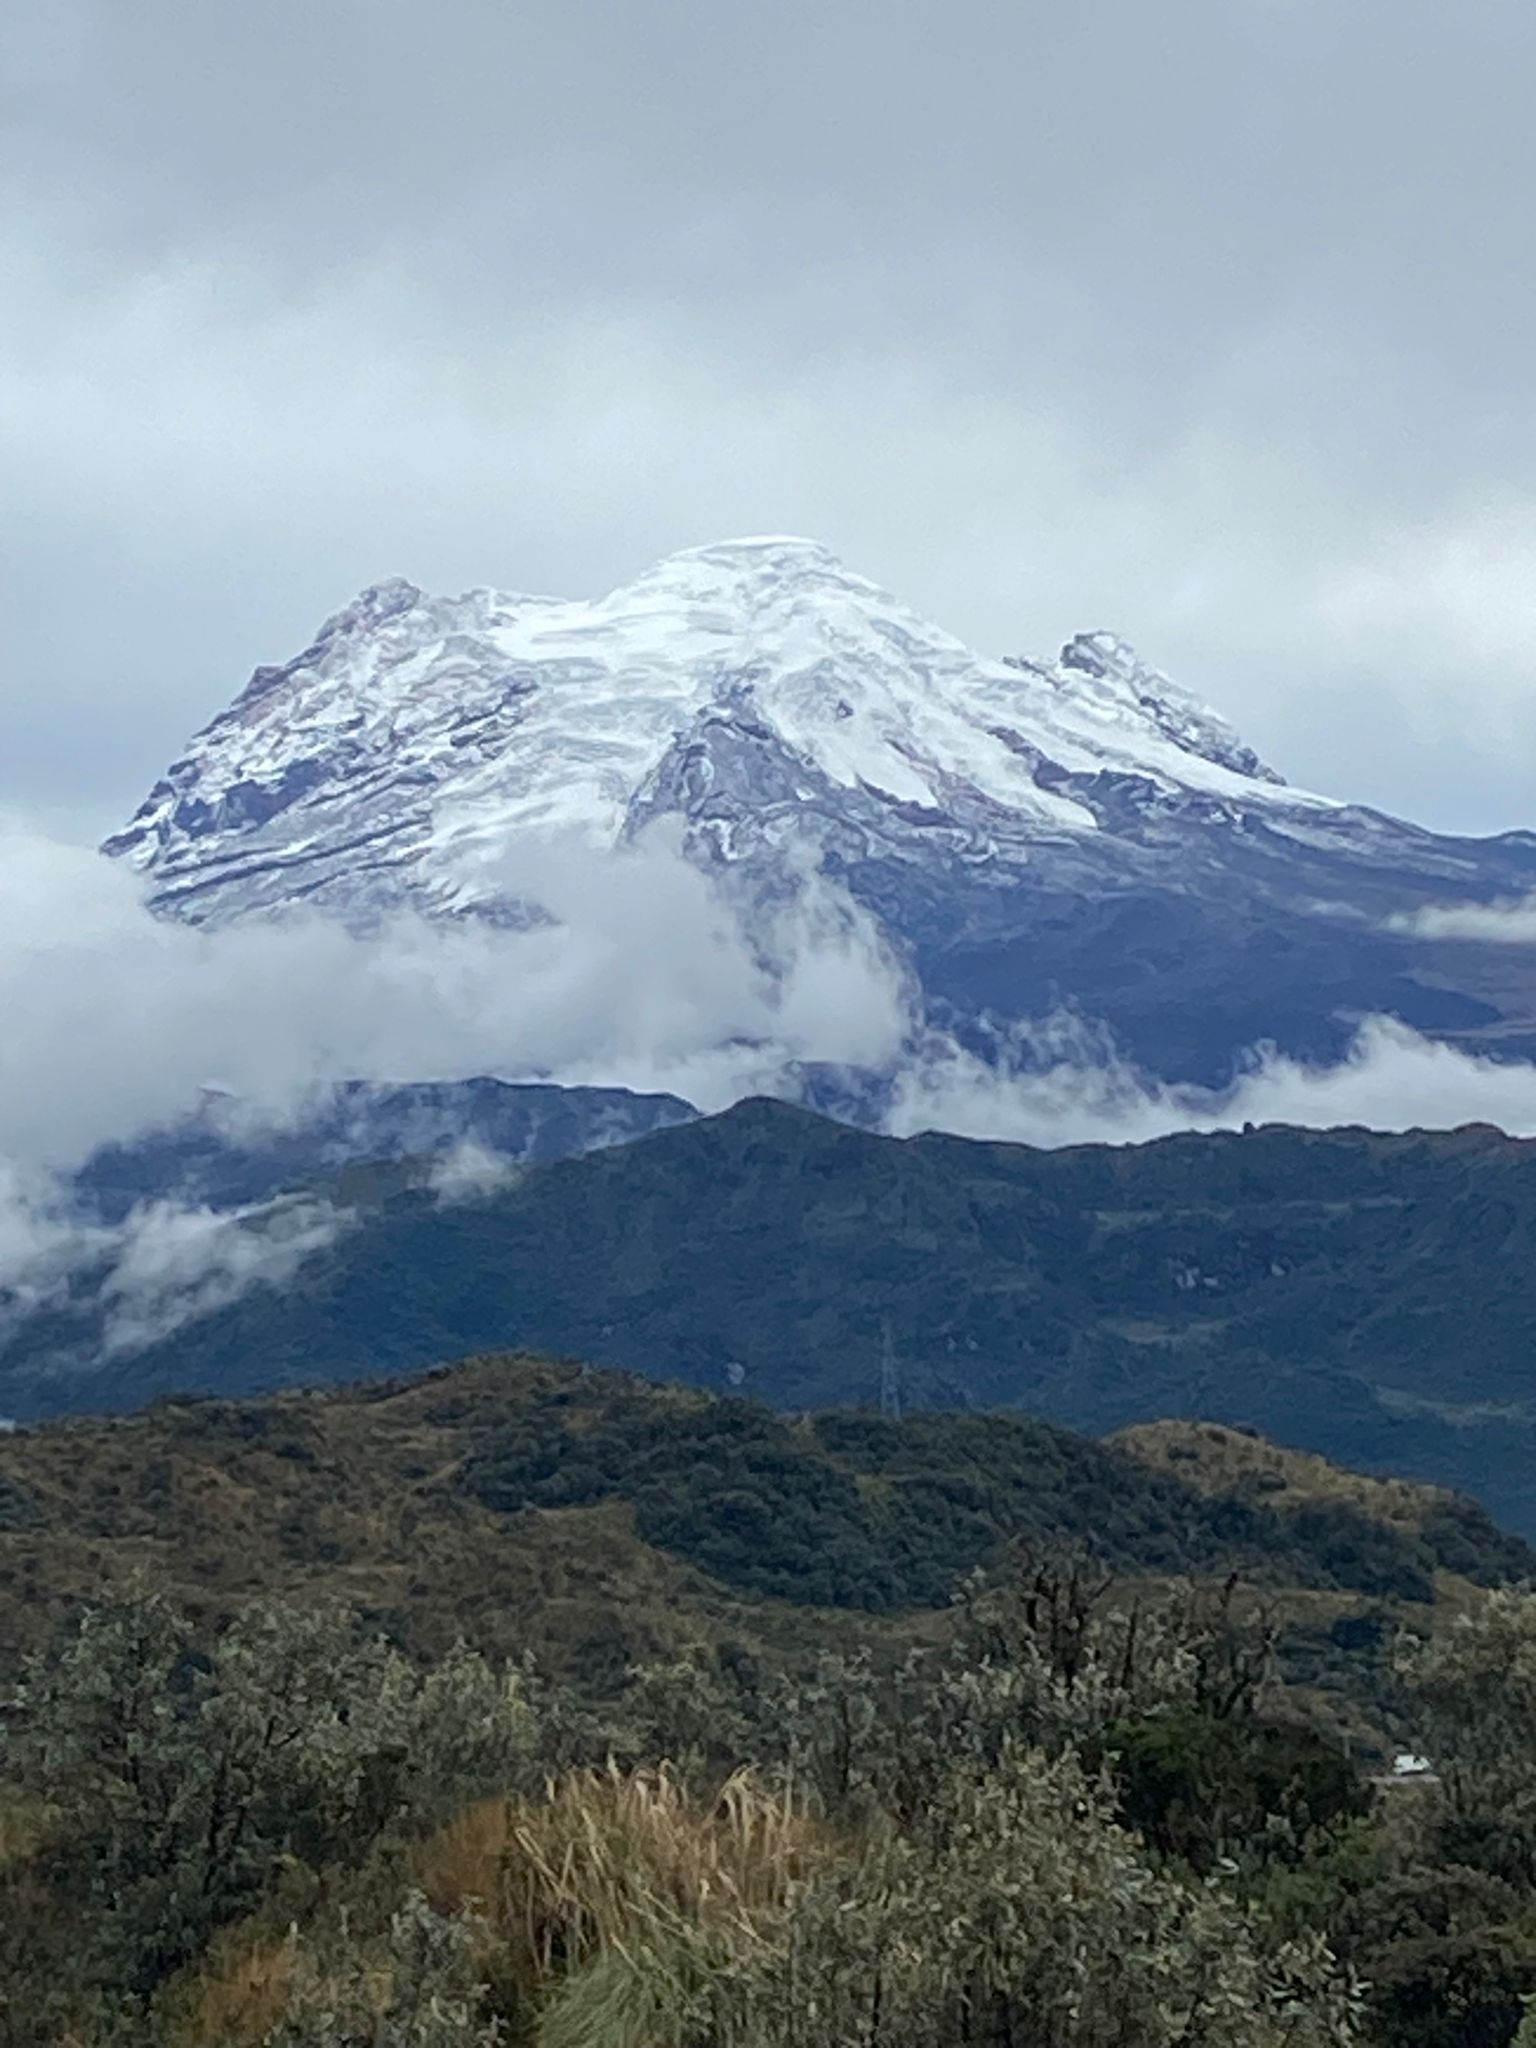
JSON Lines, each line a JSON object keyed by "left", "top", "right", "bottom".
{"left": 7, "top": 1356, "right": 1536, "bottom": 2048}
{"left": 0, "top": 1354, "right": 1524, "bottom": 1724}
{"left": 15, "top": 1100, "right": 1536, "bottom": 1529}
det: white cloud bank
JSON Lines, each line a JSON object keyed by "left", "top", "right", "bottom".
{"left": 888, "top": 1015, "right": 1536, "bottom": 1149}
{"left": 11, "top": 814, "right": 1536, "bottom": 1364}
{"left": 1388, "top": 894, "right": 1536, "bottom": 945}
{"left": 0, "top": 815, "right": 908, "bottom": 1357}
{"left": 0, "top": 817, "right": 906, "bottom": 1174}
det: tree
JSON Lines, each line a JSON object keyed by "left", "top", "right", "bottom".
{"left": 1107, "top": 1712, "right": 1367, "bottom": 1873}
{"left": 2, "top": 1591, "right": 537, "bottom": 1997}
{"left": 713, "top": 1744, "right": 1359, "bottom": 2048}
{"left": 1397, "top": 1590, "right": 1536, "bottom": 1887}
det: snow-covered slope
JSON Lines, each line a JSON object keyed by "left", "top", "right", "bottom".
{"left": 107, "top": 538, "right": 1317, "bottom": 921}
{"left": 106, "top": 537, "right": 1536, "bottom": 1082}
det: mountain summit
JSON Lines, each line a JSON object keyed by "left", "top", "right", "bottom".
{"left": 107, "top": 537, "right": 1536, "bottom": 1081}
{"left": 106, "top": 537, "right": 1301, "bottom": 919}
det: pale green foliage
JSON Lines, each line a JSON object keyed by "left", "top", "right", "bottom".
{"left": 404, "top": 1641, "right": 544, "bottom": 1810}
{"left": 620, "top": 1649, "right": 752, "bottom": 1782}
{"left": 953, "top": 1558, "right": 1279, "bottom": 1736}
{"left": 0, "top": 1576, "right": 1363, "bottom": 2047}
{"left": 714, "top": 1745, "right": 1358, "bottom": 2048}
{"left": 2, "top": 1591, "right": 538, "bottom": 1993}
{"left": 763, "top": 1557, "right": 1279, "bottom": 1824}
{"left": 1396, "top": 1585, "right": 1536, "bottom": 1765}
{"left": 504, "top": 1745, "right": 1357, "bottom": 2048}
{"left": 261, "top": 1892, "right": 504, "bottom": 2046}
{"left": 1396, "top": 1586, "right": 1536, "bottom": 1883}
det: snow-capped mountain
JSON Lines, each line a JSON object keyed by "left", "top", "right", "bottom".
{"left": 106, "top": 538, "right": 1310, "bottom": 920}
{"left": 107, "top": 537, "right": 1536, "bottom": 1083}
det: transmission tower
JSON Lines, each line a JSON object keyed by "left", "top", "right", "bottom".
{"left": 879, "top": 1318, "right": 903, "bottom": 1422}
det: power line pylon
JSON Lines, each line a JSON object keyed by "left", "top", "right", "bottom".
{"left": 879, "top": 1318, "right": 902, "bottom": 1422}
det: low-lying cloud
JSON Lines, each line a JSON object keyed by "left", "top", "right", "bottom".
{"left": 888, "top": 1013, "right": 1536, "bottom": 1149}
{"left": 0, "top": 814, "right": 908, "bottom": 1358}
{"left": 16, "top": 814, "right": 1536, "bottom": 1365}
{"left": 1388, "top": 894, "right": 1536, "bottom": 944}
{"left": 96, "top": 1194, "right": 351, "bottom": 1357}
{"left": 0, "top": 1177, "right": 353, "bottom": 1365}
{"left": 0, "top": 816, "right": 907, "bottom": 1175}
{"left": 426, "top": 1142, "right": 527, "bottom": 1205}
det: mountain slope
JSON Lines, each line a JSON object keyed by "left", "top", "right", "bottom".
{"left": 15, "top": 1100, "right": 1536, "bottom": 1532}
{"left": 103, "top": 541, "right": 1302, "bottom": 920}
{"left": 105, "top": 538, "right": 1536, "bottom": 1084}
{"left": 71, "top": 1077, "right": 696, "bottom": 1224}
{"left": 0, "top": 1354, "right": 1522, "bottom": 1697}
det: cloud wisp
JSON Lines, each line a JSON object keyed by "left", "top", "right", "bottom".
{"left": 15, "top": 813, "right": 1536, "bottom": 1365}
{"left": 96, "top": 1194, "right": 351, "bottom": 1358}
{"left": 1388, "top": 894, "right": 1536, "bottom": 945}
{"left": 0, "top": 815, "right": 909, "bottom": 1358}
{"left": 0, "top": 1176, "right": 354, "bottom": 1367}
{"left": 887, "top": 1014, "right": 1536, "bottom": 1150}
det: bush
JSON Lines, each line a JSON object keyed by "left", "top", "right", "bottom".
{"left": 2, "top": 1591, "right": 538, "bottom": 1999}
{"left": 1106, "top": 1712, "right": 1367, "bottom": 1871}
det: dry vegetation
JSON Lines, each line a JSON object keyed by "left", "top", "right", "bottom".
{"left": 1113, "top": 1420, "right": 1462, "bottom": 1533}
{"left": 0, "top": 1356, "right": 918, "bottom": 1686}
{"left": 6, "top": 1357, "right": 1536, "bottom": 2043}
{"left": 0, "top": 1565, "right": 1376, "bottom": 2048}
{"left": 0, "top": 1353, "right": 1522, "bottom": 1772}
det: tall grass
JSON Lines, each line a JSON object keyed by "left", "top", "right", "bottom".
{"left": 414, "top": 1763, "right": 827, "bottom": 2048}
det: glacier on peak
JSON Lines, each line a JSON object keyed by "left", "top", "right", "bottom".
{"left": 101, "top": 535, "right": 1536, "bottom": 1088}
{"left": 1053, "top": 631, "right": 1284, "bottom": 786}
{"left": 105, "top": 536, "right": 1314, "bottom": 922}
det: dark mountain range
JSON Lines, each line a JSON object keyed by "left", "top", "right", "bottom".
{"left": 14, "top": 1100, "right": 1536, "bottom": 1532}
{"left": 70, "top": 1077, "right": 696, "bottom": 1223}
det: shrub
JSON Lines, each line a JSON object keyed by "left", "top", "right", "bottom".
{"left": 3, "top": 1591, "right": 538, "bottom": 1997}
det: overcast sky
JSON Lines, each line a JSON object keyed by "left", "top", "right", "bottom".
{"left": 5, "top": 0, "right": 1536, "bottom": 841}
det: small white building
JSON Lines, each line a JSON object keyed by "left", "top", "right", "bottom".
{"left": 1390, "top": 1752, "right": 1436, "bottom": 1780}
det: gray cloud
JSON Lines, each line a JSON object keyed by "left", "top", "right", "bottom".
{"left": 15, "top": 799, "right": 1536, "bottom": 1176}
{"left": 0, "top": 813, "right": 908, "bottom": 1354}
{"left": 0, "top": 817, "right": 908, "bottom": 1173}
{"left": 5, "top": 1, "right": 1536, "bottom": 839}
{"left": 14, "top": 806, "right": 1536, "bottom": 1358}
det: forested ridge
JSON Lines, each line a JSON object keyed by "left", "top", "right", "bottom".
{"left": 5, "top": 1357, "right": 1536, "bottom": 2042}
{"left": 26, "top": 1101, "right": 1536, "bottom": 1537}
